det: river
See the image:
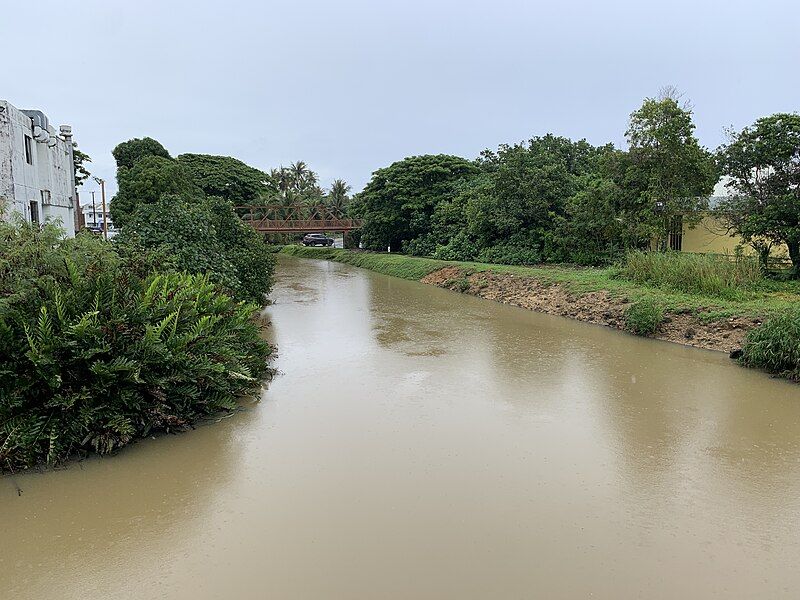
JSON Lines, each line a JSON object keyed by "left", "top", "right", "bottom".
{"left": 3, "top": 256, "right": 800, "bottom": 599}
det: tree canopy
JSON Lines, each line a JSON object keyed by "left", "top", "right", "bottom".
{"left": 352, "top": 93, "right": 722, "bottom": 266}
{"left": 111, "top": 155, "right": 200, "bottom": 227}
{"left": 109, "top": 138, "right": 276, "bottom": 302}
{"left": 352, "top": 154, "right": 479, "bottom": 251}
{"left": 717, "top": 113, "right": 800, "bottom": 272}
{"left": 112, "top": 137, "right": 171, "bottom": 170}
{"left": 177, "top": 154, "right": 273, "bottom": 205}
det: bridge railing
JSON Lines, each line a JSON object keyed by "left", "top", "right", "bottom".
{"left": 234, "top": 205, "right": 363, "bottom": 233}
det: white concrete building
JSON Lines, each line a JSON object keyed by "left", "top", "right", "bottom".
{"left": 0, "top": 99, "right": 77, "bottom": 235}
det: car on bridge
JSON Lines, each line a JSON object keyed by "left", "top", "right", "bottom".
{"left": 302, "top": 233, "right": 335, "bottom": 247}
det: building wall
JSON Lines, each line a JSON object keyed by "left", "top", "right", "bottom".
{"left": 0, "top": 100, "right": 75, "bottom": 235}
{"left": 682, "top": 215, "right": 789, "bottom": 258}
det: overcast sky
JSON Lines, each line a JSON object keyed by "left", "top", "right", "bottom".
{"left": 2, "top": 0, "right": 797, "bottom": 198}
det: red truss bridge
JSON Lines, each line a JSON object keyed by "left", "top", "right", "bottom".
{"left": 235, "top": 205, "right": 363, "bottom": 233}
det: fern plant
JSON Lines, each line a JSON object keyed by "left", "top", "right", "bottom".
{"left": 0, "top": 222, "right": 274, "bottom": 471}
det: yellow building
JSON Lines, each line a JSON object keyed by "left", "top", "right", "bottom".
{"left": 669, "top": 210, "right": 789, "bottom": 260}
{"left": 660, "top": 180, "right": 790, "bottom": 261}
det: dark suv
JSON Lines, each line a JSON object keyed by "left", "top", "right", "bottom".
{"left": 302, "top": 233, "right": 335, "bottom": 247}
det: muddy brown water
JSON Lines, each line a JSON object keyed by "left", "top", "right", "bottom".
{"left": 3, "top": 256, "right": 800, "bottom": 599}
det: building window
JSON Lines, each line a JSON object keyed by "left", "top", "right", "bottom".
{"left": 29, "top": 200, "right": 39, "bottom": 225}
{"left": 24, "top": 135, "right": 33, "bottom": 165}
{"left": 668, "top": 215, "right": 683, "bottom": 251}
{"left": 40, "top": 190, "right": 51, "bottom": 205}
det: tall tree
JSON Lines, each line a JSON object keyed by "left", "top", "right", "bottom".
{"left": 716, "top": 113, "right": 800, "bottom": 274}
{"left": 625, "top": 94, "right": 717, "bottom": 246}
{"left": 112, "top": 137, "right": 171, "bottom": 169}
{"left": 110, "top": 155, "right": 200, "bottom": 227}
{"left": 268, "top": 162, "right": 324, "bottom": 207}
{"left": 327, "top": 179, "right": 351, "bottom": 214}
{"left": 353, "top": 154, "right": 479, "bottom": 251}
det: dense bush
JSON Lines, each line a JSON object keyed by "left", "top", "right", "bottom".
{"left": 111, "top": 155, "right": 200, "bottom": 227}
{"left": 620, "top": 251, "right": 762, "bottom": 298}
{"left": 0, "top": 222, "right": 273, "bottom": 470}
{"left": 740, "top": 309, "right": 800, "bottom": 380}
{"left": 114, "top": 196, "right": 275, "bottom": 304}
{"left": 624, "top": 298, "right": 665, "bottom": 336}
{"left": 109, "top": 138, "right": 276, "bottom": 304}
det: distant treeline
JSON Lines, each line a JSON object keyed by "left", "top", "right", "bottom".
{"left": 349, "top": 94, "right": 800, "bottom": 274}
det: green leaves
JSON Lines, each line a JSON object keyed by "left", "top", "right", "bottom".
{"left": 177, "top": 153, "right": 273, "bottom": 204}
{"left": 716, "top": 113, "right": 800, "bottom": 274}
{"left": 0, "top": 222, "right": 274, "bottom": 471}
{"left": 741, "top": 307, "right": 800, "bottom": 380}
{"left": 355, "top": 154, "right": 479, "bottom": 251}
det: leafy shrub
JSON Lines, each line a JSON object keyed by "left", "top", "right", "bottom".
{"left": 740, "top": 308, "right": 800, "bottom": 380}
{"left": 444, "top": 277, "right": 471, "bottom": 293}
{"left": 624, "top": 298, "right": 665, "bottom": 336}
{"left": 115, "top": 196, "right": 275, "bottom": 304}
{"left": 620, "top": 251, "right": 762, "bottom": 298}
{"left": 111, "top": 155, "right": 200, "bottom": 227}
{"left": 431, "top": 230, "right": 481, "bottom": 262}
{"left": 0, "top": 222, "right": 273, "bottom": 470}
{"left": 477, "top": 243, "right": 541, "bottom": 266}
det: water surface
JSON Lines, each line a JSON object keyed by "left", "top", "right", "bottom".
{"left": 3, "top": 256, "right": 800, "bottom": 599}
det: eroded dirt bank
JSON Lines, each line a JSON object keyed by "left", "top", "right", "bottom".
{"left": 421, "top": 266, "right": 760, "bottom": 353}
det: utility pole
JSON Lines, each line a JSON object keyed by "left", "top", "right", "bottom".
{"left": 94, "top": 177, "right": 108, "bottom": 240}
{"left": 91, "top": 191, "right": 97, "bottom": 228}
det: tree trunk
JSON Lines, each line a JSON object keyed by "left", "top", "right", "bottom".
{"left": 788, "top": 239, "right": 800, "bottom": 278}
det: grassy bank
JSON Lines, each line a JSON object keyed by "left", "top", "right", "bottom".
{"left": 279, "top": 245, "right": 799, "bottom": 321}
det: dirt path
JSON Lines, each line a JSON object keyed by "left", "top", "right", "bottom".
{"left": 420, "top": 267, "right": 759, "bottom": 353}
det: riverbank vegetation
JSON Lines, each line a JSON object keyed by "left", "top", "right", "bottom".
{"left": 619, "top": 251, "right": 763, "bottom": 299}
{"left": 1, "top": 222, "right": 273, "bottom": 470}
{"left": 349, "top": 93, "right": 799, "bottom": 276}
{"left": 0, "top": 138, "right": 291, "bottom": 471}
{"left": 741, "top": 308, "right": 800, "bottom": 381}
{"left": 281, "top": 246, "right": 798, "bottom": 315}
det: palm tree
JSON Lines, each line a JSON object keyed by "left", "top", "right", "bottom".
{"left": 327, "top": 179, "right": 351, "bottom": 215}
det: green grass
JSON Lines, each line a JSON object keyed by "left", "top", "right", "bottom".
{"left": 280, "top": 246, "right": 447, "bottom": 280}
{"left": 740, "top": 307, "right": 800, "bottom": 381}
{"left": 619, "top": 251, "right": 763, "bottom": 299}
{"left": 624, "top": 298, "right": 665, "bottom": 336}
{"left": 279, "top": 246, "right": 800, "bottom": 321}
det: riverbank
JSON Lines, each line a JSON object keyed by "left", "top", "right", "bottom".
{"left": 279, "top": 246, "right": 800, "bottom": 354}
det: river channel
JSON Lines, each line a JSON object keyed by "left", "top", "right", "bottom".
{"left": 3, "top": 255, "right": 800, "bottom": 599}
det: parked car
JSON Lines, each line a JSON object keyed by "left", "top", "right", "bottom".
{"left": 303, "top": 233, "right": 335, "bottom": 247}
